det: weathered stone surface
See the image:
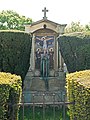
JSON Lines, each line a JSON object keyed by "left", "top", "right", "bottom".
{"left": 34, "top": 70, "right": 40, "bottom": 76}
{"left": 23, "top": 90, "right": 66, "bottom": 103}
{"left": 23, "top": 71, "right": 66, "bottom": 102}
{"left": 49, "top": 70, "right": 55, "bottom": 76}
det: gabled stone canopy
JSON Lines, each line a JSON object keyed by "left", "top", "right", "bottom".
{"left": 25, "top": 19, "right": 67, "bottom": 34}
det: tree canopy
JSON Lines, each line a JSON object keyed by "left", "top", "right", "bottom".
{"left": 0, "top": 10, "right": 32, "bottom": 31}
{"left": 65, "top": 21, "right": 90, "bottom": 33}
{"left": 65, "top": 21, "right": 84, "bottom": 33}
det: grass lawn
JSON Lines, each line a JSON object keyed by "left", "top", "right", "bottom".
{"left": 18, "top": 106, "right": 70, "bottom": 120}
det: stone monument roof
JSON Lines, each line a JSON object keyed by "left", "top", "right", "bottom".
{"left": 25, "top": 7, "right": 67, "bottom": 34}
{"left": 30, "top": 19, "right": 67, "bottom": 27}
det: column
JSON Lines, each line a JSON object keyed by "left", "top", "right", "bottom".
{"left": 30, "top": 34, "right": 35, "bottom": 70}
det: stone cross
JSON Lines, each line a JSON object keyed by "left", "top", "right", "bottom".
{"left": 42, "top": 7, "right": 48, "bottom": 19}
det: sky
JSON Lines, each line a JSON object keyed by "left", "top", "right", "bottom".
{"left": 0, "top": 0, "right": 90, "bottom": 25}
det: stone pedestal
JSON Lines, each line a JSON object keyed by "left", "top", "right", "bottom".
{"left": 23, "top": 71, "right": 66, "bottom": 103}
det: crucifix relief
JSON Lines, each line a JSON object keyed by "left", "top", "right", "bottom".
{"left": 42, "top": 7, "right": 48, "bottom": 19}
{"left": 35, "top": 36, "right": 54, "bottom": 71}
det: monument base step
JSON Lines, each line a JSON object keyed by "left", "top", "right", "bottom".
{"left": 23, "top": 72, "right": 66, "bottom": 103}
{"left": 24, "top": 77, "right": 65, "bottom": 91}
{"left": 23, "top": 90, "right": 66, "bottom": 103}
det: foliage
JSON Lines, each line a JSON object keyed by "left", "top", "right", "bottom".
{"left": 0, "top": 10, "right": 32, "bottom": 31}
{"left": 65, "top": 21, "right": 85, "bottom": 33}
{"left": 66, "top": 70, "right": 90, "bottom": 120}
{"left": 0, "top": 72, "right": 22, "bottom": 120}
{"left": 58, "top": 32, "right": 90, "bottom": 73}
{"left": 85, "top": 23, "right": 90, "bottom": 31}
{"left": 0, "top": 30, "right": 32, "bottom": 82}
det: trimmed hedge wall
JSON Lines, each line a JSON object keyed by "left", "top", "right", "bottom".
{"left": 0, "top": 30, "right": 32, "bottom": 83}
{"left": 66, "top": 70, "right": 90, "bottom": 120}
{"left": 58, "top": 32, "right": 90, "bottom": 72}
{"left": 0, "top": 72, "right": 22, "bottom": 120}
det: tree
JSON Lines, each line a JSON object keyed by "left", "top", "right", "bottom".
{"left": 85, "top": 23, "right": 90, "bottom": 31}
{"left": 0, "top": 10, "right": 32, "bottom": 31}
{"left": 65, "top": 21, "right": 84, "bottom": 33}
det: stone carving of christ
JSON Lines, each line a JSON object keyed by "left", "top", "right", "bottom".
{"left": 42, "top": 37, "right": 47, "bottom": 50}
{"left": 36, "top": 36, "right": 52, "bottom": 55}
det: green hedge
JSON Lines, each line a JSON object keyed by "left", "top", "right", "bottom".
{"left": 58, "top": 32, "right": 90, "bottom": 72}
{"left": 66, "top": 70, "right": 90, "bottom": 120}
{"left": 0, "top": 72, "right": 22, "bottom": 120}
{"left": 0, "top": 30, "right": 32, "bottom": 83}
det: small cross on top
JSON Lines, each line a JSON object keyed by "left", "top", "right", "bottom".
{"left": 42, "top": 7, "right": 48, "bottom": 19}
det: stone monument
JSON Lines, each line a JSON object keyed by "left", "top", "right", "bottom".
{"left": 24, "top": 7, "right": 67, "bottom": 102}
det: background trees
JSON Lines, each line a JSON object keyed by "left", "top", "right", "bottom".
{"left": 85, "top": 23, "right": 90, "bottom": 31}
{"left": 0, "top": 10, "right": 32, "bottom": 31}
{"left": 65, "top": 21, "right": 90, "bottom": 33}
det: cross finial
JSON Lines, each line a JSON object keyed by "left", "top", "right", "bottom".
{"left": 42, "top": 7, "right": 48, "bottom": 19}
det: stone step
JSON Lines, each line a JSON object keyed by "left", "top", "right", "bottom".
{"left": 30, "top": 78, "right": 46, "bottom": 91}
{"left": 23, "top": 90, "right": 66, "bottom": 103}
{"left": 49, "top": 78, "right": 65, "bottom": 91}
{"left": 24, "top": 77, "right": 65, "bottom": 91}
{"left": 23, "top": 72, "right": 66, "bottom": 103}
